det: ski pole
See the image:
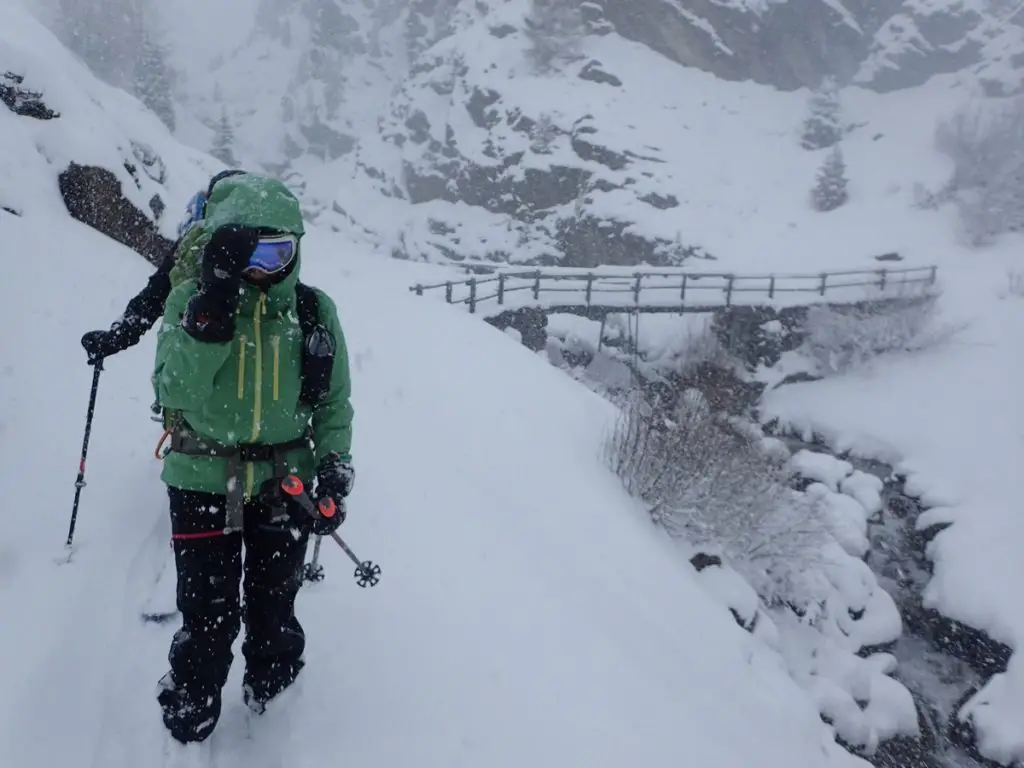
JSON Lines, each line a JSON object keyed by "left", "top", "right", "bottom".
{"left": 304, "top": 535, "right": 325, "bottom": 583}
{"left": 66, "top": 360, "right": 103, "bottom": 551}
{"left": 275, "top": 475, "right": 380, "bottom": 587}
{"left": 326, "top": 530, "right": 381, "bottom": 588}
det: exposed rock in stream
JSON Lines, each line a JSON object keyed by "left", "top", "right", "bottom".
{"left": 769, "top": 429, "right": 1014, "bottom": 768}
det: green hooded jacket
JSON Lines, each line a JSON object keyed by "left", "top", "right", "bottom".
{"left": 153, "top": 174, "right": 353, "bottom": 498}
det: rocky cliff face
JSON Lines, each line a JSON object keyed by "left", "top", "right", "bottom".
{"left": 596, "top": 0, "right": 1024, "bottom": 94}
{"left": 162, "top": 0, "right": 1024, "bottom": 268}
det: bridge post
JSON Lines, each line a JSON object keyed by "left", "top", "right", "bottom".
{"left": 680, "top": 274, "right": 688, "bottom": 302}
{"left": 468, "top": 278, "right": 477, "bottom": 314}
{"left": 929, "top": 266, "right": 937, "bottom": 285}
{"left": 725, "top": 275, "right": 734, "bottom": 306}
{"left": 498, "top": 273, "right": 506, "bottom": 305}
{"left": 633, "top": 273, "right": 642, "bottom": 304}
{"left": 585, "top": 273, "right": 594, "bottom": 305}
{"left": 445, "top": 282, "right": 453, "bottom": 303}
{"left": 769, "top": 276, "right": 775, "bottom": 299}
{"left": 533, "top": 270, "right": 541, "bottom": 300}
{"left": 819, "top": 273, "right": 828, "bottom": 296}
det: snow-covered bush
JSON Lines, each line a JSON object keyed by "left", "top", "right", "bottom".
{"left": 668, "top": 317, "right": 734, "bottom": 374}
{"left": 934, "top": 100, "right": 1024, "bottom": 246}
{"left": 800, "top": 292, "right": 962, "bottom": 376}
{"left": 811, "top": 146, "right": 849, "bottom": 212}
{"left": 605, "top": 388, "right": 831, "bottom": 606}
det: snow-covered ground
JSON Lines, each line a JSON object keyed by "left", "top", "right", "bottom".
{"left": 761, "top": 240, "right": 1024, "bottom": 765}
{"left": 0, "top": 209, "right": 874, "bottom": 767}
{"left": 6, "top": 0, "right": 1024, "bottom": 764}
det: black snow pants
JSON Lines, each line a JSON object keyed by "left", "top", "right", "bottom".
{"left": 163, "top": 487, "right": 310, "bottom": 723}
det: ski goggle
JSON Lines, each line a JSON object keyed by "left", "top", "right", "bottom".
{"left": 245, "top": 234, "right": 298, "bottom": 276}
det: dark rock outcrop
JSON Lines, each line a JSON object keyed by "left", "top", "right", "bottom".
{"left": 1, "top": 71, "right": 59, "bottom": 120}
{"left": 58, "top": 163, "right": 174, "bottom": 265}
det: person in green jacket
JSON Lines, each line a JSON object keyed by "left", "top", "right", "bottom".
{"left": 152, "top": 172, "right": 354, "bottom": 744}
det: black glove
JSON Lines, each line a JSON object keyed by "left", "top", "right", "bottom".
{"left": 81, "top": 330, "right": 115, "bottom": 364}
{"left": 311, "top": 457, "right": 354, "bottom": 535}
{"left": 181, "top": 224, "right": 260, "bottom": 343}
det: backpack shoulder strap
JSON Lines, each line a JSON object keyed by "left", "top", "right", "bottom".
{"left": 295, "top": 281, "right": 320, "bottom": 339}
{"left": 295, "top": 282, "right": 336, "bottom": 408}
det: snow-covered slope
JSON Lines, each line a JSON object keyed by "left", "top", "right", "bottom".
{"left": 0, "top": 207, "right": 870, "bottom": 766}
{"left": 322, "top": 14, "right": 981, "bottom": 270}
{"left": 1, "top": 1, "right": 213, "bottom": 235}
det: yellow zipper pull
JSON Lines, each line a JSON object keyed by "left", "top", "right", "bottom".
{"left": 271, "top": 336, "right": 281, "bottom": 402}
{"left": 237, "top": 335, "right": 247, "bottom": 399}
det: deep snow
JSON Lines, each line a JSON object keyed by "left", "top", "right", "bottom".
{"left": 761, "top": 244, "right": 1024, "bottom": 764}
{"left": 5, "top": 0, "right": 1024, "bottom": 763}
{"left": 0, "top": 211, "right": 869, "bottom": 767}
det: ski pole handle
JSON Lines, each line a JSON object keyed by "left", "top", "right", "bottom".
{"left": 281, "top": 475, "right": 338, "bottom": 522}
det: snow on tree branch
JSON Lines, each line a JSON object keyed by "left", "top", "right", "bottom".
{"left": 811, "top": 145, "right": 849, "bottom": 212}
{"left": 799, "top": 293, "right": 962, "bottom": 376}
{"left": 801, "top": 78, "right": 843, "bottom": 151}
{"left": 605, "top": 388, "right": 832, "bottom": 607}
{"left": 933, "top": 99, "right": 1024, "bottom": 245}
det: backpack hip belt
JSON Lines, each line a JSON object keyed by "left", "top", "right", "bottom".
{"left": 168, "top": 424, "right": 314, "bottom": 532}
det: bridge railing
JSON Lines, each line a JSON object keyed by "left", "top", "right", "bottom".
{"left": 410, "top": 265, "right": 939, "bottom": 314}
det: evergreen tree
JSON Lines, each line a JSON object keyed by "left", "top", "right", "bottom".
{"left": 211, "top": 107, "right": 237, "bottom": 166}
{"left": 525, "top": 0, "right": 586, "bottom": 74}
{"left": 278, "top": 0, "right": 358, "bottom": 160}
{"left": 52, "top": 0, "right": 144, "bottom": 90}
{"left": 811, "top": 145, "right": 849, "bottom": 212}
{"left": 801, "top": 77, "right": 842, "bottom": 151}
{"left": 134, "top": 27, "right": 176, "bottom": 131}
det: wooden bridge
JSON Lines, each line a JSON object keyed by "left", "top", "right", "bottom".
{"left": 410, "top": 265, "right": 939, "bottom": 317}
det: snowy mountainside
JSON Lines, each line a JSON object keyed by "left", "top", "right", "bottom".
{"left": 138, "top": 0, "right": 1024, "bottom": 270}
{"left": 599, "top": 0, "right": 1024, "bottom": 93}
{"left": 320, "top": 16, "right": 977, "bottom": 270}
{"left": 0, "top": 2, "right": 213, "bottom": 241}
{"left": 156, "top": 0, "right": 406, "bottom": 174}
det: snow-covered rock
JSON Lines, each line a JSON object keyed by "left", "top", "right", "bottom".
{"left": 956, "top": 653, "right": 1024, "bottom": 766}
{"left": 807, "top": 483, "right": 871, "bottom": 558}
{"left": 841, "top": 470, "right": 884, "bottom": 517}
{"left": 1, "top": 3, "right": 212, "bottom": 251}
{"left": 791, "top": 449, "right": 854, "bottom": 491}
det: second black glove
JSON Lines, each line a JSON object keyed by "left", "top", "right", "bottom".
{"left": 182, "top": 224, "right": 260, "bottom": 343}
{"left": 310, "top": 457, "right": 354, "bottom": 536}
{"left": 81, "top": 329, "right": 115, "bottom": 365}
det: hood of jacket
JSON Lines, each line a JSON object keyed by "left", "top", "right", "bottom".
{"left": 203, "top": 173, "right": 306, "bottom": 316}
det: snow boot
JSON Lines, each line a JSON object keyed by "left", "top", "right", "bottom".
{"left": 157, "top": 672, "right": 221, "bottom": 744}
{"left": 242, "top": 658, "right": 305, "bottom": 714}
